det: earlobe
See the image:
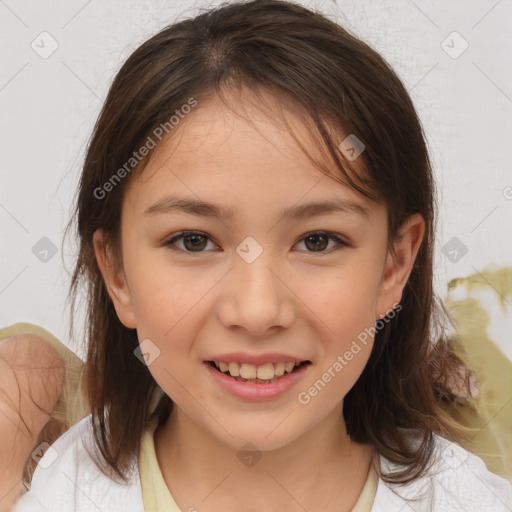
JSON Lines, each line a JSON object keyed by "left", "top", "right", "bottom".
{"left": 376, "top": 213, "right": 425, "bottom": 318}
{"left": 93, "top": 229, "right": 137, "bottom": 329}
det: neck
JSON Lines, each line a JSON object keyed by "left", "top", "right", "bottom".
{"left": 154, "top": 404, "right": 375, "bottom": 512}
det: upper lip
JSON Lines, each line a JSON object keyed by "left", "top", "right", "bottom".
{"left": 206, "top": 352, "right": 311, "bottom": 366}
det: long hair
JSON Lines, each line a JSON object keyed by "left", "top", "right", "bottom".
{"left": 65, "top": 0, "right": 477, "bottom": 485}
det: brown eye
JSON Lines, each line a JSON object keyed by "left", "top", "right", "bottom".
{"left": 295, "top": 231, "right": 348, "bottom": 253}
{"left": 304, "top": 233, "right": 329, "bottom": 252}
{"left": 164, "top": 231, "right": 216, "bottom": 253}
{"left": 183, "top": 234, "right": 208, "bottom": 251}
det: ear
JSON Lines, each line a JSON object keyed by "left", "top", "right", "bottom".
{"left": 376, "top": 213, "right": 425, "bottom": 319}
{"left": 93, "top": 229, "right": 137, "bottom": 329}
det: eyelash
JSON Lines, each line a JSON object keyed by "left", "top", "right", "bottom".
{"left": 163, "top": 230, "right": 350, "bottom": 255}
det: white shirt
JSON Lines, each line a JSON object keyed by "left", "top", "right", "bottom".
{"left": 14, "top": 414, "right": 512, "bottom": 512}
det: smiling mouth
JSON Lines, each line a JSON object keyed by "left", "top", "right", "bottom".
{"left": 207, "top": 360, "right": 311, "bottom": 383}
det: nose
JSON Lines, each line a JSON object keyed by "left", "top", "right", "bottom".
{"left": 217, "top": 251, "right": 295, "bottom": 336}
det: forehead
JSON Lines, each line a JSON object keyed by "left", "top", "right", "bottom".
{"left": 143, "top": 89, "right": 321, "bottom": 170}
{"left": 123, "top": 91, "right": 379, "bottom": 222}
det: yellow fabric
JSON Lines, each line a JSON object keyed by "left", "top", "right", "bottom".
{"left": 139, "top": 420, "right": 378, "bottom": 512}
{"left": 351, "top": 463, "right": 379, "bottom": 512}
{"left": 139, "top": 420, "right": 181, "bottom": 512}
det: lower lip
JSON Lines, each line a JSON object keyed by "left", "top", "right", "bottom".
{"left": 204, "top": 361, "right": 311, "bottom": 401}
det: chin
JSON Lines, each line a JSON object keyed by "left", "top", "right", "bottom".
{"left": 213, "top": 423, "right": 299, "bottom": 452}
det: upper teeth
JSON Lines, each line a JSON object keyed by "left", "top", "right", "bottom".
{"left": 213, "top": 361, "right": 302, "bottom": 380}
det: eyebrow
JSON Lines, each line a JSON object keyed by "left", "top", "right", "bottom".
{"left": 143, "top": 195, "right": 370, "bottom": 221}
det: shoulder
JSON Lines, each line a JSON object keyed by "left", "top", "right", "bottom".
{"left": 14, "top": 414, "right": 144, "bottom": 512}
{"left": 372, "top": 432, "right": 512, "bottom": 512}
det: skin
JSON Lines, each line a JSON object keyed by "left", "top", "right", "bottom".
{"left": 94, "top": 90, "right": 424, "bottom": 512}
{"left": 0, "top": 334, "right": 64, "bottom": 512}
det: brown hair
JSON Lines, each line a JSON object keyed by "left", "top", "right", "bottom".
{"left": 66, "top": 0, "right": 477, "bottom": 486}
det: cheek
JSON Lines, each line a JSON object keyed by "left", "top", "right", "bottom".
{"left": 308, "top": 262, "right": 381, "bottom": 337}
{"left": 126, "top": 261, "right": 203, "bottom": 401}
{"left": 319, "top": 286, "right": 376, "bottom": 379}
{"left": 302, "top": 280, "right": 377, "bottom": 408}
{"left": 124, "top": 246, "right": 207, "bottom": 334}
{"left": 301, "top": 262, "right": 380, "bottom": 396}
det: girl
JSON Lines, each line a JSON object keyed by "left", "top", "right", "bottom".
{"left": 14, "top": 0, "right": 512, "bottom": 510}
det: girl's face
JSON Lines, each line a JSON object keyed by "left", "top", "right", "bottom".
{"left": 95, "top": 91, "right": 423, "bottom": 451}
